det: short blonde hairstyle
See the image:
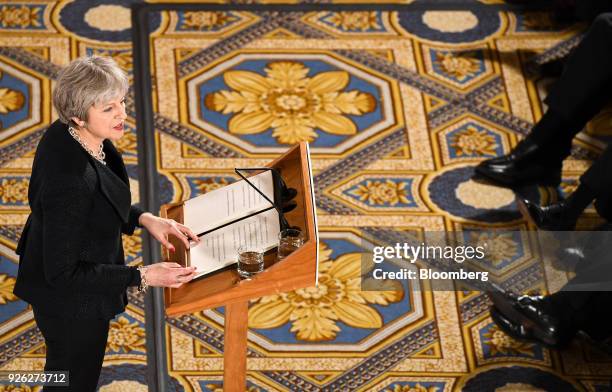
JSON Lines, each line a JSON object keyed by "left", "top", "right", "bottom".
{"left": 53, "top": 56, "right": 128, "bottom": 126}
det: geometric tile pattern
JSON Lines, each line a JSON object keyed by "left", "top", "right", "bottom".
{"left": 1, "top": 1, "right": 611, "bottom": 391}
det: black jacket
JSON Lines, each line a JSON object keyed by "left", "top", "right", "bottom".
{"left": 13, "top": 120, "right": 143, "bottom": 319}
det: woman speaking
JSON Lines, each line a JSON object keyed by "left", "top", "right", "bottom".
{"left": 13, "top": 56, "right": 199, "bottom": 391}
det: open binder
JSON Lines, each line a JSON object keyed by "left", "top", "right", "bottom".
{"left": 182, "top": 168, "right": 294, "bottom": 278}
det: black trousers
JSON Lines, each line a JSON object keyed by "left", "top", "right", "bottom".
{"left": 545, "top": 229, "right": 612, "bottom": 340}
{"left": 33, "top": 308, "right": 110, "bottom": 392}
{"left": 573, "top": 1, "right": 612, "bottom": 22}
{"left": 527, "top": 13, "right": 612, "bottom": 220}
{"left": 546, "top": 290, "right": 612, "bottom": 340}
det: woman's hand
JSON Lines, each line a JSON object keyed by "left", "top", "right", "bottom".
{"left": 142, "top": 262, "right": 197, "bottom": 288}
{"left": 138, "top": 212, "right": 200, "bottom": 252}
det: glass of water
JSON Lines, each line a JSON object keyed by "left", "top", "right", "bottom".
{"left": 277, "top": 228, "right": 304, "bottom": 261}
{"left": 237, "top": 245, "right": 264, "bottom": 279}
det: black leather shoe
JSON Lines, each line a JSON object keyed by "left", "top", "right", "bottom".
{"left": 490, "top": 307, "right": 540, "bottom": 343}
{"left": 488, "top": 291, "right": 571, "bottom": 348}
{"left": 474, "top": 141, "right": 561, "bottom": 187}
{"left": 517, "top": 199, "right": 577, "bottom": 230}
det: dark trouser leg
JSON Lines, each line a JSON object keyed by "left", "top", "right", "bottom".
{"left": 580, "top": 144, "right": 612, "bottom": 221}
{"left": 527, "top": 13, "right": 612, "bottom": 163}
{"left": 546, "top": 290, "right": 612, "bottom": 340}
{"left": 574, "top": 2, "right": 612, "bottom": 22}
{"left": 574, "top": 291, "right": 612, "bottom": 339}
{"left": 546, "top": 234, "right": 612, "bottom": 340}
{"left": 33, "top": 308, "right": 110, "bottom": 392}
{"left": 543, "top": 290, "right": 595, "bottom": 339}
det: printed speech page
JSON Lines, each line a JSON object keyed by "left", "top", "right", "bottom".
{"left": 188, "top": 207, "right": 280, "bottom": 277}
{"left": 183, "top": 170, "right": 275, "bottom": 235}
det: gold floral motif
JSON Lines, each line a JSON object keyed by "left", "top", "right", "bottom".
{"left": 0, "top": 86, "right": 25, "bottom": 114}
{"left": 470, "top": 232, "right": 517, "bottom": 266}
{"left": 205, "top": 61, "right": 376, "bottom": 144}
{"left": 0, "top": 178, "right": 29, "bottom": 204}
{"left": 450, "top": 126, "right": 498, "bottom": 156}
{"left": 434, "top": 51, "right": 481, "bottom": 81}
{"left": 0, "top": 274, "right": 17, "bottom": 305}
{"left": 0, "top": 5, "right": 41, "bottom": 28}
{"left": 328, "top": 12, "right": 380, "bottom": 31}
{"left": 115, "top": 131, "right": 137, "bottom": 154}
{"left": 482, "top": 323, "right": 535, "bottom": 356}
{"left": 182, "top": 11, "right": 229, "bottom": 30}
{"left": 382, "top": 384, "right": 440, "bottom": 392}
{"left": 106, "top": 316, "right": 146, "bottom": 353}
{"left": 192, "top": 177, "right": 230, "bottom": 194}
{"left": 350, "top": 180, "right": 411, "bottom": 206}
{"left": 249, "top": 244, "right": 403, "bottom": 341}
{"left": 122, "top": 233, "right": 141, "bottom": 260}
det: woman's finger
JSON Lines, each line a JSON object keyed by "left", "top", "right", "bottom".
{"left": 171, "top": 227, "right": 190, "bottom": 249}
{"left": 155, "top": 233, "right": 175, "bottom": 252}
{"left": 179, "top": 270, "right": 197, "bottom": 282}
{"left": 177, "top": 223, "right": 200, "bottom": 243}
{"left": 172, "top": 274, "right": 191, "bottom": 286}
{"left": 181, "top": 271, "right": 198, "bottom": 281}
{"left": 173, "top": 268, "right": 196, "bottom": 279}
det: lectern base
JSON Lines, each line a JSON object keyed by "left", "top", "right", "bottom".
{"left": 223, "top": 301, "right": 248, "bottom": 391}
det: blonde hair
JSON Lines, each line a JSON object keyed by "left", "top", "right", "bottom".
{"left": 53, "top": 56, "right": 128, "bottom": 126}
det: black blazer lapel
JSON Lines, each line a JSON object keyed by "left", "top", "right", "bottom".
{"left": 61, "top": 124, "right": 132, "bottom": 223}
{"left": 91, "top": 142, "right": 131, "bottom": 223}
{"left": 93, "top": 160, "right": 131, "bottom": 223}
{"left": 103, "top": 140, "right": 129, "bottom": 185}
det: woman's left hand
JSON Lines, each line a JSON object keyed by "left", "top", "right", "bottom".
{"left": 138, "top": 212, "right": 200, "bottom": 252}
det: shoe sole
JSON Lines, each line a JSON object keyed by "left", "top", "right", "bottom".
{"left": 490, "top": 307, "right": 566, "bottom": 350}
{"left": 488, "top": 291, "right": 564, "bottom": 348}
{"left": 490, "top": 307, "right": 531, "bottom": 341}
{"left": 516, "top": 198, "right": 575, "bottom": 231}
{"left": 473, "top": 167, "right": 519, "bottom": 187}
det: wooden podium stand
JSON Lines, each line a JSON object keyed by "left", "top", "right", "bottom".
{"left": 160, "top": 142, "right": 318, "bottom": 391}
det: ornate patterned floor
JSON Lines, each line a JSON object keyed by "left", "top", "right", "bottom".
{"left": 1, "top": 1, "right": 612, "bottom": 391}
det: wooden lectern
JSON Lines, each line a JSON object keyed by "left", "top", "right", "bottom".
{"left": 160, "top": 142, "right": 318, "bottom": 391}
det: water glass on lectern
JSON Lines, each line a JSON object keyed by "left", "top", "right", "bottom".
{"left": 277, "top": 228, "right": 304, "bottom": 261}
{"left": 237, "top": 245, "right": 264, "bottom": 279}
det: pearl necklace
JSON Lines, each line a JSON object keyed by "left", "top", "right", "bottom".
{"left": 68, "top": 126, "right": 106, "bottom": 165}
